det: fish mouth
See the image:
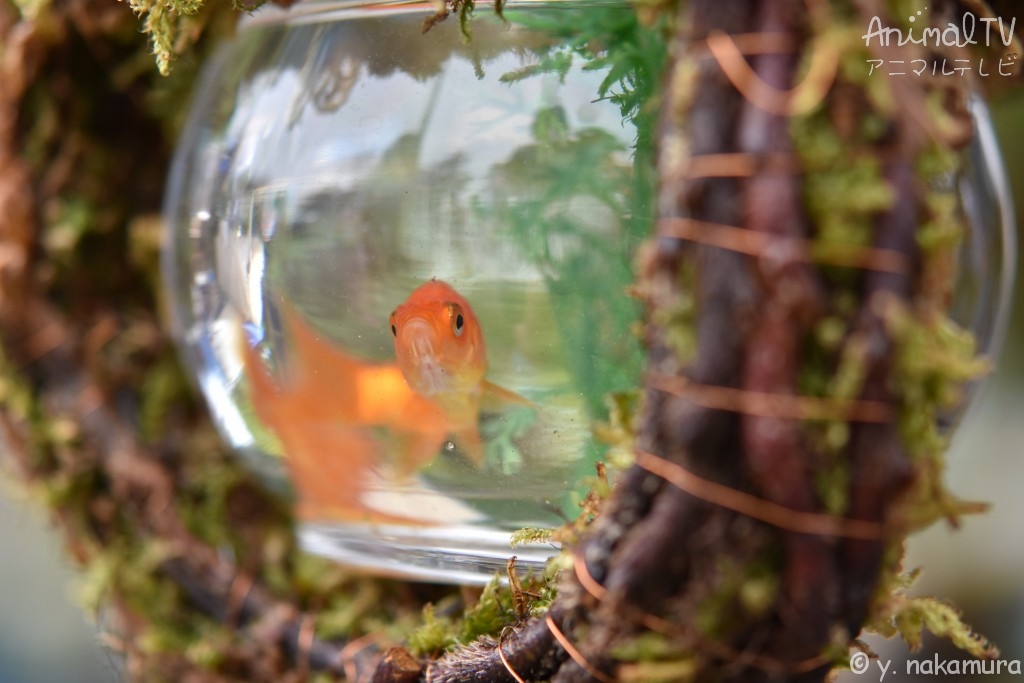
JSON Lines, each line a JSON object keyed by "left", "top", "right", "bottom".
{"left": 400, "top": 318, "right": 450, "bottom": 396}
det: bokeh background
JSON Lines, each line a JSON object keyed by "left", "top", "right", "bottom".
{"left": 1, "top": 71, "right": 1022, "bottom": 683}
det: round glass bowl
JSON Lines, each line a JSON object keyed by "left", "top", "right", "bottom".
{"left": 163, "top": 1, "right": 1015, "bottom": 583}
{"left": 163, "top": 0, "right": 651, "bottom": 583}
{"left": 951, "top": 98, "right": 1016, "bottom": 379}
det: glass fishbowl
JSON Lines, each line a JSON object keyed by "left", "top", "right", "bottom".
{"left": 163, "top": 0, "right": 1015, "bottom": 584}
{"left": 163, "top": 0, "right": 655, "bottom": 583}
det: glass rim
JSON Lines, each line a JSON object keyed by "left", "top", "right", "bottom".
{"left": 966, "top": 95, "right": 1017, "bottom": 365}
{"left": 240, "top": 0, "right": 626, "bottom": 29}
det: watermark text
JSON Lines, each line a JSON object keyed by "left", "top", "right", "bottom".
{"left": 850, "top": 651, "right": 1022, "bottom": 680}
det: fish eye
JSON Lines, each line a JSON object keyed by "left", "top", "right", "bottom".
{"left": 448, "top": 303, "right": 464, "bottom": 337}
{"left": 389, "top": 312, "right": 397, "bottom": 337}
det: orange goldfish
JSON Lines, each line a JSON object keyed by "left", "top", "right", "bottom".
{"left": 389, "top": 279, "right": 531, "bottom": 465}
{"left": 242, "top": 279, "right": 528, "bottom": 521}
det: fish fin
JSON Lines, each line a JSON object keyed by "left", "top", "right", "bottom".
{"left": 280, "top": 301, "right": 367, "bottom": 383}
{"left": 391, "top": 428, "right": 446, "bottom": 479}
{"left": 480, "top": 379, "right": 535, "bottom": 413}
{"left": 459, "top": 428, "right": 485, "bottom": 467}
{"left": 239, "top": 331, "right": 281, "bottom": 426}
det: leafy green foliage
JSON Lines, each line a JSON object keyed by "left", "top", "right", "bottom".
{"left": 408, "top": 573, "right": 527, "bottom": 656}
{"left": 510, "top": 526, "right": 556, "bottom": 547}
{"left": 893, "top": 597, "right": 998, "bottom": 658}
{"left": 486, "top": 8, "right": 668, "bottom": 420}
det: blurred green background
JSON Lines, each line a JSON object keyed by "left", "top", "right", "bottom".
{"left": 1, "top": 92, "right": 1022, "bottom": 683}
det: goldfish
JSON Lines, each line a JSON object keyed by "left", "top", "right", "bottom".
{"left": 389, "top": 279, "right": 532, "bottom": 464}
{"left": 242, "top": 279, "right": 529, "bottom": 522}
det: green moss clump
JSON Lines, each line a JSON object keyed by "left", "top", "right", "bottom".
{"left": 407, "top": 603, "right": 459, "bottom": 657}
{"left": 868, "top": 567, "right": 998, "bottom": 661}
{"left": 407, "top": 573, "right": 532, "bottom": 657}
{"left": 893, "top": 596, "right": 998, "bottom": 658}
{"left": 693, "top": 554, "right": 781, "bottom": 641}
{"left": 128, "top": 0, "right": 213, "bottom": 76}
{"left": 510, "top": 527, "right": 556, "bottom": 548}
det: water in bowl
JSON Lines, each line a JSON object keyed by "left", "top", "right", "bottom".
{"left": 163, "top": 2, "right": 653, "bottom": 582}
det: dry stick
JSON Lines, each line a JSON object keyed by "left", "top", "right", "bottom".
{"left": 425, "top": 612, "right": 566, "bottom": 683}
{"left": 546, "top": 0, "right": 930, "bottom": 679}
{"left": 735, "top": 1, "right": 837, "bottom": 663}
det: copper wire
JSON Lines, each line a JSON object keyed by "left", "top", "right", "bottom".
{"left": 646, "top": 372, "right": 893, "bottom": 423}
{"left": 690, "top": 32, "right": 798, "bottom": 56}
{"left": 658, "top": 216, "right": 909, "bottom": 274}
{"left": 545, "top": 614, "right": 617, "bottom": 683}
{"left": 573, "top": 551, "right": 608, "bottom": 602}
{"left": 704, "top": 30, "right": 838, "bottom": 116}
{"left": 498, "top": 627, "right": 528, "bottom": 683}
{"left": 681, "top": 152, "right": 798, "bottom": 179}
{"left": 635, "top": 448, "right": 883, "bottom": 540}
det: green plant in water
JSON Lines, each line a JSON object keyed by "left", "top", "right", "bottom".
{"left": 488, "top": 7, "right": 668, "bottom": 420}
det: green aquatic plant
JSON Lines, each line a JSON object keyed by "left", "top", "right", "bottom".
{"left": 487, "top": 8, "right": 668, "bottom": 419}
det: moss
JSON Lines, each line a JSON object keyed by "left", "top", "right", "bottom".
{"left": 460, "top": 575, "right": 518, "bottom": 639}
{"left": 618, "top": 658, "right": 697, "bottom": 682}
{"left": 408, "top": 603, "right": 459, "bottom": 657}
{"left": 137, "top": 351, "right": 193, "bottom": 442}
{"left": 611, "top": 631, "right": 677, "bottom": 661}
{"left": 592, "top": 390, "right": 641, "bottom": 474}
{"left": 895, "top": 597, "right": 998, "bottom": 658}
{"left": 408, "top": 576, "right": 510, "bottom": 656}
{"left": 887, "top": 301, "right": 989, "bottom": 460}
{"left": 871, "top": 594, "right": 1000, "bottom": 659}
{"left": 656, "top": 268, "right": 698, "bottom": 367}
{"left": 128, "top": 0, "right": 213, "bottom": 76}
{"left": 77, "top": 536, "right": 217, "bottom": 662}
{"left": 694, "top": 554, "right": 780, "bottom": 640}
{"left": 510, "top": 527, "right": 556, "bottom": 548}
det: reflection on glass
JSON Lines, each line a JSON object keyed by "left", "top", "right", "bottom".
{"left": 943, "top": 98, "right": 1017, "bottom": 429}
{"left": 163, "top": 2, "right": 651, "bottom": 582}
